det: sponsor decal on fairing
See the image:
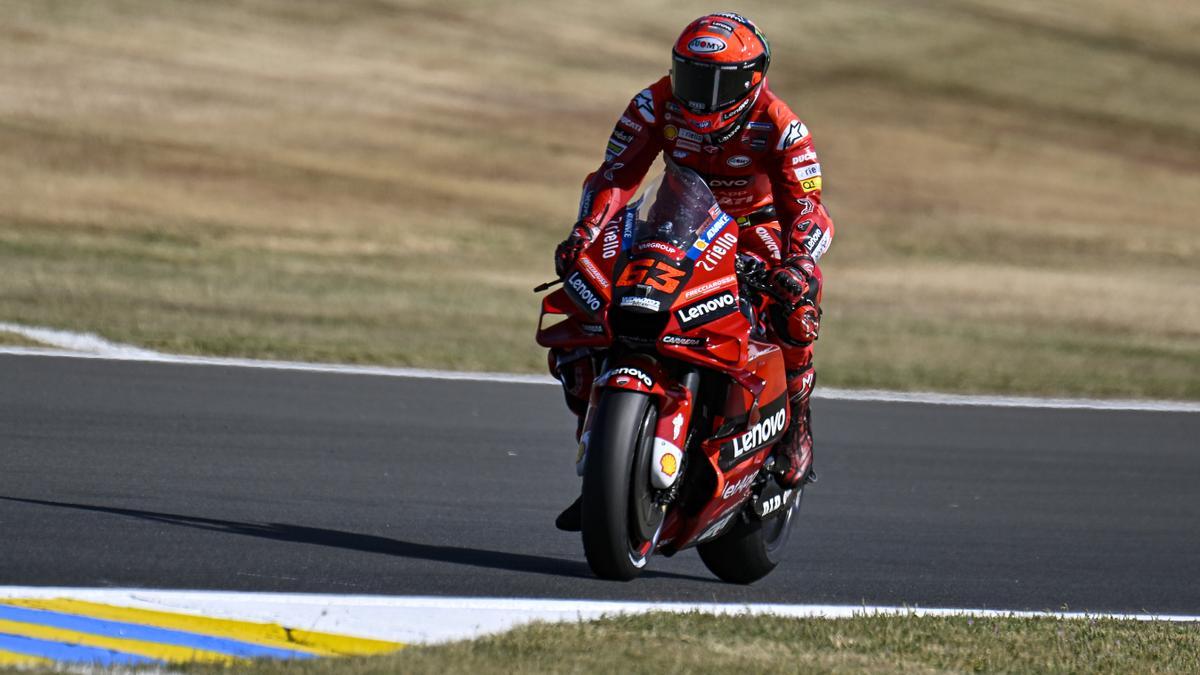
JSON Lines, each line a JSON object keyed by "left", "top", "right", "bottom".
{"left": 696, "top": 510, "right": 738, "bottom": 542}
{"left": 726, "top": 155, "right": 751, "bottom": 168}
{"left": 577, "top": 254, "right": 610, "bottom": 290}
{"left": 720, "top": 394, "right": 788, "bottom": 465}
{"left": 698, "top": 231, "right": 738, "bottom": 272}
{"left": 678, "top": 128, "right": 703, "bottom": 143}
{"left": 632, "top": 239, "right": 686, "bottom": 259}
{"left": 565, "top": 271, "right": 603, "bottom": 314}
{"left": 758, "top": 489, "right": 794, "bottom": 517}
{"left": 795, "top": 197, "right": 815, "bottom": 216}
{"left": 622, "top": 204, "right": 638, "bottom": 249}
{"left": 651, "top": 438, "right": 683, "bottom": 489}
{"left": 682, "top": 274, "right": 737, "bottom": 300}
{"left": 675, "top": 290, "right": 738, "bottom": 330}
{"left": 676, "top": 139, "right": 702, "bottom": 152}
{"left": 619, "top": 295, "right": 662, "bottom": 312}
{"left": 722, "top": 473, "right": 756, "bottom": 500}
{"left": 685, "top": 214, "right": 732, "bottom": 260}
{"left": 607, "top": 366, "right": 653, "bottom": 388}
{"left": 601, "top": 220, "right": 621, "bottom": 259}
{"left": 799, "top": 176, "right": 822, "bottom": 193}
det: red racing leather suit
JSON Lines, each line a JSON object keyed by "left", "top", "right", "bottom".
{"left": 558, "top": 75, "right": 833, "bottom": 413}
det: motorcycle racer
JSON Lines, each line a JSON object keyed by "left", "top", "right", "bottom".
{"left": 552, "top": 13, "right": 833, "bottom": 529}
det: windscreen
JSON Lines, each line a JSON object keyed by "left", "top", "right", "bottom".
{"left": 631, "top": 160, "right": 721, "bottom": 253}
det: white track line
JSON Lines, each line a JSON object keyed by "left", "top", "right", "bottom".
{"left": 1, "top": 323, "right": 1197, "bottom": 413}
{"left": 0, "top": 588, "right": 1195, "bottom": 645}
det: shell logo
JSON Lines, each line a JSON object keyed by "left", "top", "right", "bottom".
{"left": 660, "top": 453, "right": 678, "bottom": 477}
{"left": 663, "top": 125, "right": 678, "bottom": 141}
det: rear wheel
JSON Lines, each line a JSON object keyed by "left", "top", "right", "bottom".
{"left": 698, "top": 483, "right": 803, "bottom": 584}
{"left": 581, "top": 390, "right": 662, "bottom": 580}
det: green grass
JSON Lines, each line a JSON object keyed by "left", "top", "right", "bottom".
{"left": 9, "top": 613, "right": 1198, "bottom": 674}
{"left": 1, "top": 0, "right": 1198, "bottom": 397}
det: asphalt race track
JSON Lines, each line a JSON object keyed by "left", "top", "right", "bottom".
{"left": 1, "top": 354, "right": 1197, "bottom": 614}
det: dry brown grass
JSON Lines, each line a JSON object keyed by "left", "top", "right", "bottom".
{"left": 0, "top": 330, "right": 45, "bottom": 348}
{"left": 38, "top": 613, "right": 1190, "bottom": 675}
{"left": 0, "top": 0, "right": 1197, "bottom": 395}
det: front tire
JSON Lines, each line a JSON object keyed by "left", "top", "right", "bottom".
{"left": 581, "top": 390, "right": 661, "bottom": 580}
{"left": 698, "top": 484, "right": 804, "bottom": 584}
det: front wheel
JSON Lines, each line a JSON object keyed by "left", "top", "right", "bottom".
{"left": 581, "top": 390, "right": 662, "bottom": 581}
{"left": 697, "top": 484, "right": 804, "bottom": 584}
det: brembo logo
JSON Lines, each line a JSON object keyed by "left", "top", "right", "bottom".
{"left": 687, "top": 37, "right": 727, "bottom": 54}
{"left": 567, "top": 271, "right": 602, "bottom": 313}
{"left": 731, "top": 405, "right": 787, "bottom": 459}
{"left": 675, "top": 291, "right": 737, "bottom": 330}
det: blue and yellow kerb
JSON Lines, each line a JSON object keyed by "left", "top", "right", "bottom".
{"left": 0, "top": 598, "right": 402, "bottom": 667}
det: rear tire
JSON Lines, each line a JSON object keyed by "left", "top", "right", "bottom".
{"left": 581, "top": 390, "right": 661, "bottom": 581}
{"left": 698, "top": 484, "right": 803, "bottom": 584}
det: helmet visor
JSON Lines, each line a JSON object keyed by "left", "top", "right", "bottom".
{"left": 671, "top": 54, "right": 758, "bottom": 114}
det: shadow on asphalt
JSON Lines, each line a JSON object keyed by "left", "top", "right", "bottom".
{"left": 0, "top": 496, "right": 717, "bottom": 584}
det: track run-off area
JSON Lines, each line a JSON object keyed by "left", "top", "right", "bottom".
{"left": 0, "top": 345, "right": 1198, "bottom": 662}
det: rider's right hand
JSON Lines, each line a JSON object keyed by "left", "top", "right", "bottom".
{"left": 554, "top": 225, "right": 592, "bottom": 277}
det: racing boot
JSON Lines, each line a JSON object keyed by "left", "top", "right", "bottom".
{"left": 555, "top": 495, "right": 583, "bottom": 532}
{"left": 776, "top": 366, "right": 817, "bottom": 488}
{"left": 548, "top": 348, "right": 593, "bottom": 532}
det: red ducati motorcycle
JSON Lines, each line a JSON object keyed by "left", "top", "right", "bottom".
{"left": 536, "top": 160, "right": 804, "bottom": 582}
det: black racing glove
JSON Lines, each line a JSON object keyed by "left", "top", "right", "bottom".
{"left": 554, "top": 224, "right": 592, "bottom": 277}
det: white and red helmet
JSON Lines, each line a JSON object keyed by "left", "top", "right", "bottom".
{"left": 670, "top": 13, "right": 771, "bottom": 134}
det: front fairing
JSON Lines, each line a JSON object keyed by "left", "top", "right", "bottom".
{"left": 609, "top": 161, "right": 750, "bottom": 370}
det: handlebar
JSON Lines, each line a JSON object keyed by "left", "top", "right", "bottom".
{"left": 533, "top": 278, "right": 563, "bottom": 293}
{"left": 736, "top": 253, "right": 787, "bottom": 305}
